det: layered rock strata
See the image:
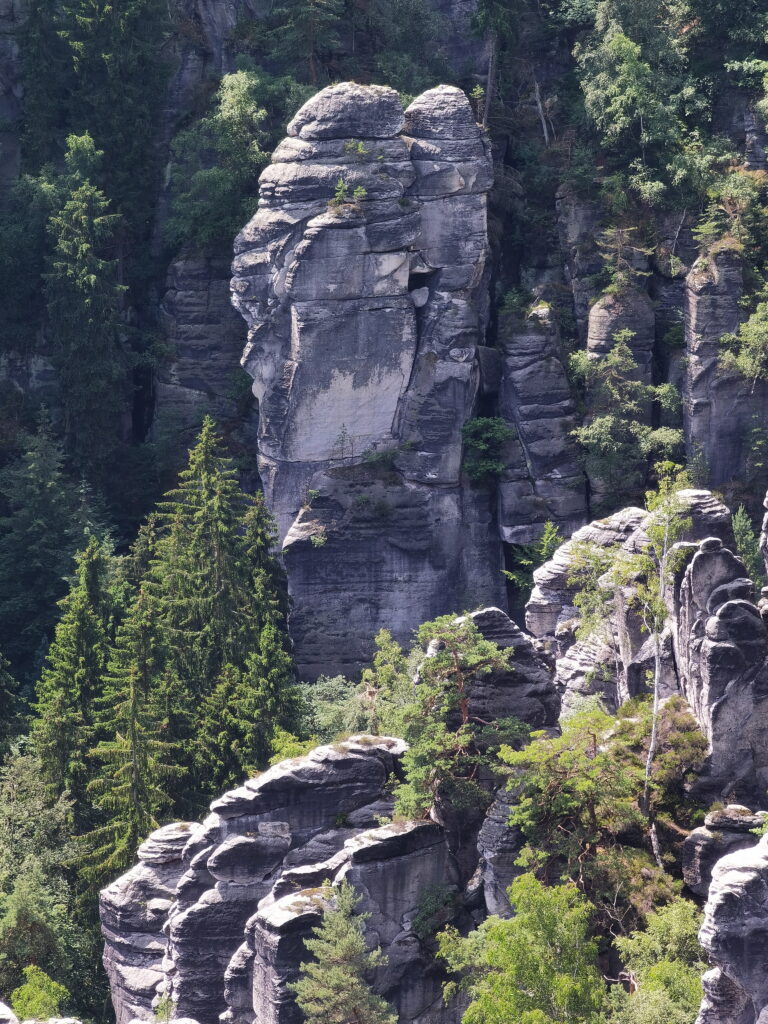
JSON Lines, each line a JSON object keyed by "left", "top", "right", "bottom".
{"left": 683, "top": 248, "right": 768, "bottom": 486}
{"left": 525, "top": 491, "right": 768, "bottom": 801}
{"left": 230, "top": 81, "right": 588, "bottom": 677}
{"left": 696, "top": 834, "right": 768, "bottom": 1024}
{"left": 683, "top": 805, "right": 768, "bottom": 897}
{"left": 102, "top": 608, "right": 559, "bottom": 1024}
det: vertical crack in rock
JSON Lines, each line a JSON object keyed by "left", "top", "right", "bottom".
{"left": 232, "top": 82, "right": 566, "bottom": 678}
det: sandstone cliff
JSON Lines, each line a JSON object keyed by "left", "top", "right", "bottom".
{"left": 101, "top": 608, "right": 559, "bottom": 1024}
{"left": 230, "top": 81, "right": 588, "bottom": 677}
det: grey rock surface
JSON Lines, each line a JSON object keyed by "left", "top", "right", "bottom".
{"left": 496, "top": 304, "right": 587, "bottom": 543}
{"left": 526, "top": 492, "right": 768, "bottom": 803}
{"left": 101, "top": 822, "right": 198, "bottom": 1024}
{"left": 152, "top": 253, "right": 257, "bottom": 454}
{"left": 231, "top": 82, "right": 505, "bottom": 677}
{"left": 683, "top": 805, "right": 768, "bottom": 896}
{"left": 683, "top": 249, "right": 768, "bottom": 486}
{"left": 102, "top": 627, "right": 557, "bottom": 1024}
{"left": 696, "top": 834, "right": 768, "bottom": 1024}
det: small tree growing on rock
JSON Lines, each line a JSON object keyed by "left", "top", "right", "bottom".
{"left": 291, "top": 880, "right": 396, "bottom": 1024}
{"left": 394, "top": 615, "right": 526, "bottom": 819}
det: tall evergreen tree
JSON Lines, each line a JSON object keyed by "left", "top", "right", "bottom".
{"left": 32, "top": 537, "right": 122, "bottom": 827}
{"left": 0, "top": 417, "right": 100, "bottom": 685}
{"left": 292, "top": 880, "right": 397, "bottom": 1024}
{"left": 265, "top": 0, "right": 344, "bottom": 84}
{"left": 81, "top": 586, "right": 178, "bottom": 882}
{"left": 195, "top": 622, "right": 299, "bottom": 794}
{"left": 45, "top": 135, "right": 129, "bottom": 478}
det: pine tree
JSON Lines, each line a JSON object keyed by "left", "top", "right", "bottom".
{"left": 266, "top": 0, "right": 344, "bottom": 84}
{"left": 149, "top": 416, "right": 257, "bottom": 697}
{"left": 32, "top": 537, "right": 121, "bottom": 827}
{"left": 81, "top": 586, "right": 178, "bottom": 881}
{"left": 291, "top": 880, "right": 397, "bottom": 1024}
{"left": 0, "top": 417, "right": 100, "bottom": 685}
{"left": 45, "top": 135, "right": 129, "bottom": 478}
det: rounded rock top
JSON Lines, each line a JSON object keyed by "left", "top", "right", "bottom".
{"left": 404, "top": 85, "right": 479, "bottom": 139}
{"left": 287, "top": 82, "right": 404, "bottom": 141}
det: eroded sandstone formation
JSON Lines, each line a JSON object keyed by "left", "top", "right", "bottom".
{"left": 696, "top": 834, "right": 768, "bottom": 1024}
{"left": 101, "top": 608, "right": 559, "bottom": 1024}
{"left": 230, "top": 81, "right": 587, "bottom": 677}
{"left": 525, "top": 490, "right": 768, "bottom": 802}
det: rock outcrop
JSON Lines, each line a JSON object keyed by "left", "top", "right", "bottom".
{"left": 101, "top": 608, "right": 559, "bottom": 1024}
{"left": 696, "top": 834, "right": 768, "bottom": 1024}
{"left": 683, "top": 805, "right": 767, "bottom": 896}
{"left": 230, "top": 81, "right": 588, "bottom": 677}
{"left": 525, "top": 491, "right": 768, "bottom": 802}
{"left": 683, "top": 248, "right": 768, "bottom": 487}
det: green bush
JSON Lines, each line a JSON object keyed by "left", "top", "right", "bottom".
{"left": 11, "top": 965, "right": 69, "bottom": 1021}
{"left": 461, "top": 418, "right": 514, "bottom": 483}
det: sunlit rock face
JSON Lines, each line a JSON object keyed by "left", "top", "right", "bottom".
{"left": 230, "top": 81, "right": 508, "bottom": 677}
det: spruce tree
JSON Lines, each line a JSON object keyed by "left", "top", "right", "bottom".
{"left": 0, "top": 654, "right": 20, "bottom": 757}
{"left": 0, "top": 418, "right": 99, "bottom": 685}
{"left": 266, "top": 0, "right": 344, "bottom": 84}
{"left": 195, "top": 622, "right": 299, "bottom": 794}
{"left": 45, "top": 135, "right": 129, "bottom": 478}
{"left": 82, "top": 586, "right": 178, "bottom": 881}
{"left": 292, "top": 880, "right": 397, "bottom": 1024}
{"left": 32, "top": 537, "right": 121, "bottom": 827}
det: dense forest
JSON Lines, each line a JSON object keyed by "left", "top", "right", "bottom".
{"left": 2, "top": 0, "right": 768, "bottom": 1023}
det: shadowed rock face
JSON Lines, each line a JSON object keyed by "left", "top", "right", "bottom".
{"left": 683, "top": 806, "right": 768, "bottom": 897}
{"left": 230, "top": 81, "right": 587, "bottom": 678}
{"left": 697, "top": 835, "right": 768, "bottom": 1024}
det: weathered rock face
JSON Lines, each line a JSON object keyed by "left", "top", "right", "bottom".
{"left": 696, "top": 834, "right": 768, "bottom": 1024}
{"left": 496, "top": 305, "right": 587, "bottom": 543}
{"left": 683, "top": 249, "right": 768, "bottom": 487}
{"left": 230, "top": 82, "right": 499, "bottom": 677}
{"left": 101, "top": 608, "right": 559, "bottom": 1024}
{"left": 683, "top": 805, "right": 768, "bottom": 897}
{"left": 525, "top": 492, "right": 768, "bottom": 802}
{"left": 152, "top": 253, "right": 257, "bottom": 453}
{"left": 673, "top": 536, "right": 768, "bottom": 802}
{"left": 230, "top": 82, "right": 590, "bottom": 676}
{"left": 101, "top": 822, "right": 197, "bottom": 1024}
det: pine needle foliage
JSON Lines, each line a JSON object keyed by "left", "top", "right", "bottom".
{"left": 291, "top": 880, "right": 397, "bottom": 1024}
{"left": 81, "top": 586, "right": 180, "bottom": 882}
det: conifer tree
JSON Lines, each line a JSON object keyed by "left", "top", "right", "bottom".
{"left": 32, "top": 537, "right": 121, "bottom": 826}
{"left": 195, "top": 621, "right": 299, "bottom": 794}
{"left": 0, "top": 417, "right": 99, "bottom": 685}
{"left": 45, "top": 135, "right": 129, "bottom": 478}
{"left": 0, "top": 654, "right": 20, "bottom": 757}
{"left": 292, "top": 880, "right": 397, "bottom": 1024}
{"left": 82, "top": 587, "right": 178, "bottom": 881}
{"left": 266, "top": 0, "right": 344, "bottom": 84}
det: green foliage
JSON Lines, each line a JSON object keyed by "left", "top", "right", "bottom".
{"left": 291, "top": 880, "right": 397, "bottom": 1024}
{"left": 45, "top": 134, "right": 130, "bottom": 477}
{"left": 167, "top": 66, "right": 309, "bottom": 250}
{"left": 0, "top": 417, "right": 105, "bottom": 685}
{"left": 461, "top": 418, "right": 514, "bottom": 483}
{"left": 732, "top": 505, "right": 765, "bottom": 584}
{"left": 437, "top": 873, "right": 605, "bottom": 1024}
{"left": 607, "top": 899, "right": 705, "bottom": 1024}
{"left": 394, "top": 615, "right": 524, "bottom": 819}
{"left": 32, "top": 537, "right": 124, "bottom": 828}
{"left": 412, "top": 883, "right": 457, "bottom": 941}
{"left": 499, "top": 695, "right": 706, "bottom": 934}
{"left": 11, "top": 965, "right": 70, "bottom": 1021}
{"left": 570, "top": 333, "right": 683, "bottom": 507}
{"left": 720, "top": 301, "right": 768, "bottom": 387}
{"left": 80, "top": 586, "right": 180, "bottom": 883}
{"left": 502, "top": 521, "right": 563, "bottom": 603}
